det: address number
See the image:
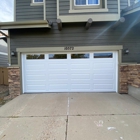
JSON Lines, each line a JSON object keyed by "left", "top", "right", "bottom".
{"left": 64, "top": 47, "right": 74, "bottom": 50}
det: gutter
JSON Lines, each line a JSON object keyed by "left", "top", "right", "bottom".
{"left": 0, "top": 20, "right": 51, "bottom": 30}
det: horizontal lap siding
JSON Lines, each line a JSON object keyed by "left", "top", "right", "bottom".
{"left": 0, "top": 55, "right": 8, "bottom": 67}
{"left": 130, "top": 0, "right": 135, "bottom": 5}
{"left": 46, "top": 0, "right": 57, "bottom": 22}
{"left": 10, "top": 12, "right": 140, "bottom": 64}
{"left": 120, "top": 0, "right": 128, "bottom": 10}
{"left": 16, "top": 0, "right": 43, "bottom": 21}
{"left": 59, "top": 0, "right": 119, "bottom": 15}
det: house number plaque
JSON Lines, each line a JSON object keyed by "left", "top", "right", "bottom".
{"left": 64, "top": 47, "right": 74, "bottom": 50}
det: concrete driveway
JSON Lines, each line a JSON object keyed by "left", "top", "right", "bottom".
{"left": 0, "top": 93, "right": 140, "bottom": 140}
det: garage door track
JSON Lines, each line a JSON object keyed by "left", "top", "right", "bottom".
{"left": 0, "top": 93, "right": 140, "bottom": 140}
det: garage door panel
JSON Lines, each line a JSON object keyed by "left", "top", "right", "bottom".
{"left": 49, "top": 74, "right": 68, "bottom": 79}
{"left": 26, "top": 75, "right": 45, "bottom": 80}
{"left": 93, "top": 74, "right": 113, "bottom": 79}
{"left": 71, "top": 84, "right": 90, "bottom": 90}
{"left": 48, "top": 63, "right": 68, "bottom": 69}
{"left": 25, "top": 71, "right": 46, "bottom": 75}
{"left": 93, "top": 63, "right": 115, "bottom": 69}
{"left": 22, "top": 51, "right": 118, "bottom": 93}
{"left": 93, "top": 84, "right": 114, "bottom": 90}
{"left": 71, "top": 74, "right": 90, "bottom": 79}
{"left": 48, "top": 84, "right": 69, "bottom": 91}
{"left": 93, "top": 79, "right": 114, "bottom": 84}
{"left": 26, "top": 85, "right": 46, "bottom": 91}
{"left": 93, "top": 69, "right": 114, "bottom": 74}
{"left": 25, "top": 65, "right": 46, "bottom": 70}
{"left": 70, "top": 64, "right": 90, "bottom": 69}
{"left": 70, "top": 79, "right": 90, "bottom": 84}
{"left": 48, "top": 80, "right": 69, "bottom": 84}
{"left": 26, "top": 80, "right": 46, "bottom": 85}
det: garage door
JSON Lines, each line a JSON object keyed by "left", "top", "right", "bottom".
{"left": 22, "top": 52, "right": 118, "bottom": 93}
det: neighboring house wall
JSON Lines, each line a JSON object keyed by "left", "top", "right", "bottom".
{"left": 16, "top": 0, "right": 44, "bottom": 21}
{"left": 10, "top": 11, "right": 140, "bottom": 65}
{"left": 0, "top": 39, "right": 8, "bottom": 67}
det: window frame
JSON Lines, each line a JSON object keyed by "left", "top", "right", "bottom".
{"left": 31, "top": 0, "right": 44, "bottom": 6}
{"left": 73, "top": 0, "right": 102, "bottom": 9}
{"left": 33, "top": 0, "right": 44, "bottom": 3}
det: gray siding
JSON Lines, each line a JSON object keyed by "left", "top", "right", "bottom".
{"left": 0, "top": 54, "right": 8, "bottom": 67}
{"left": 120, "top": 0, "right": 128, "bottom": 10}
{"left": 10, "top": 12, "right": 140, "bottom": 64}
{"left": 16, "top": 0, "right": 43, "bottom": 21}
{"left": 59, "top": 0, "right": 121, "bottom": 16}
{"left": 130, "top": 0, "right": 135, "bottom": 5}
{"left": 46, "top": 0, "right": 57, "bottom": 22}
{"left": 0, "top": 40, "right": 8, "bottom": 67}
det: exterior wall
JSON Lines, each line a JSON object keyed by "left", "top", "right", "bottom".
{"left": 8, "top": 68, "right": 20, "bottom": 98}
{"left": 10, "top": 12, "right": 140, "bottom": 65}
{"left": 120, "top": 64, "right": 140, "bottom": 93}
{"left": 16, "top": 0, "right": 44, "bottom": 21}
{"left": 120, "top": 0, "right": 129, "bottom": 10}
{"left": 0, "top": 39, "right": 8, "bottom": 67}
{"left": 46, "top": 0, "right": 56, "bottom": 22}
{"left": 59, "top": 0, "right": 119, "bottom": 15}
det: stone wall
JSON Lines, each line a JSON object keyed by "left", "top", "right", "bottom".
{"left": 8, "top": 67, "right": 20, "bottom": 99}
{"left": 120, "top": 64, "right": 140, "bottom": 93}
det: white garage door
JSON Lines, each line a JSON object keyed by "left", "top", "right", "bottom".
{"left": 22, "top": 52, "right": 118, "bottom": 93}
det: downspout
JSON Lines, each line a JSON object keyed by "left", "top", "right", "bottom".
{"left": 44, "top": 0, "right": 46, "bottom": 20}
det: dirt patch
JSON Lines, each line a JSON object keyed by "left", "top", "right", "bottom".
{"left": 0, "top": 85, "right": 11, "bottom": 107}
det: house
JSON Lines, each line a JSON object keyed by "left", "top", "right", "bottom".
{"left": 0, "top": 0, "right": 140, "bottom": 98}
{"left": 0, "top": 33, "right": 8, "bottom": 67}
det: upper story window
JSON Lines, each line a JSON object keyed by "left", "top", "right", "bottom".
{"left": 33, "top": 0, "right": 43, "bottom": 3}
{"left": 75, "top": 0, "right": 99, "bottom": 6}
{"left": 74, "top": 0, "right": 102, "bottom": 9}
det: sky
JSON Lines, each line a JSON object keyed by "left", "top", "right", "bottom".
{"left": 0, "top": 0, "right": 14, "bottom": 22}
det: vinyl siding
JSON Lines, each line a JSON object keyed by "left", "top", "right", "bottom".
{"left": 59, "top": 0, "right": 119, "bottom": 15}
{"left": 46, "top": 0, "right": 57, "bottom": 22}
{"left": 0, "top": 40, "right": 8, "bottom": 67}
{"left": 0, "top": 54, "right": 8, "bottom": 67}
{"left": 120, "top": 0, "right": 129, "bottom": 10}
{"left": 10, "top": 12, "right": 140, "bottom": 64}
{"left": 16, "top": 0, "right": 43, "bottom": 21}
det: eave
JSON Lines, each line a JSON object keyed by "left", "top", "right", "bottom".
{"left": 122, "top": 1, "right": 140, "bottom": 16}
{"left": 0, "top": 20, "right": 51, "bottom": 30}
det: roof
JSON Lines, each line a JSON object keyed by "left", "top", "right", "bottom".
{"left": 122, "top": 1, "right": 140, "bottom": 16}
{"left": 0, "top": 20, "right": 51, "bottom": 30}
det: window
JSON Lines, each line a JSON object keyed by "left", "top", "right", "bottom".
{"left": 74, "top": 0, "right": 102, "bottom": 9}
{"left": 71, "top": 53, "right": 89, "bottom": 59}
{"left": 33, "top": 0, "right": 43, "bottom": 2}
{"left": 75, "top": 0, "right": 99, "bottom": 6}
{"left": 94, "top": 53, "right": 113, "bottom": 58}
{"left": 26, "top": 54, "right": 45, "bottom": 59}
{"left": 49, "top": 54, "right": 67, "bottom": 59}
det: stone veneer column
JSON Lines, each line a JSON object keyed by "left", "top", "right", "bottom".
{"left": 120, "top": 65, "right": 128, "bottom": 93}
{"left": 8, "top": 67, "right": 21, "bottom": 98}
{"left": 120, "top": 64, "right": 140, "bottom": 94}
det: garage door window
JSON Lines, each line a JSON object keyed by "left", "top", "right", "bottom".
{"left": 94, "top": 53, "right": 113, "bottom": 58}
{"left": 49, "top": 54, "right": 67, "bottom": 59}
{"left": 71, "top": 53, "right": 89, "bottom": 59}
{"left": 26, "top": 54, "right": 45, "bottom": 59}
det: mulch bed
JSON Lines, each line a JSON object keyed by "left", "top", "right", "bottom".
{"left": 0, "top": 85, "right": 11, "bottom": 107}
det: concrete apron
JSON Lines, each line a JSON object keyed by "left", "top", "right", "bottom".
{"left": 0, "top": 93, "right": 140, "bottom": 140}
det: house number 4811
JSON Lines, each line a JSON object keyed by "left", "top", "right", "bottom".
{"left": 64, "top": 47, "right": 74, "bottom": 50}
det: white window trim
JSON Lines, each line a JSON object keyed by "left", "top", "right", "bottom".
{"left": 75, "top": 0, "right": 100, "bottom": 6}
{"left": 69, "top": 0, "right": 108, "bottom": 13}
{"left": 30, "top": 0, "right": 44, "bottom": 6}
